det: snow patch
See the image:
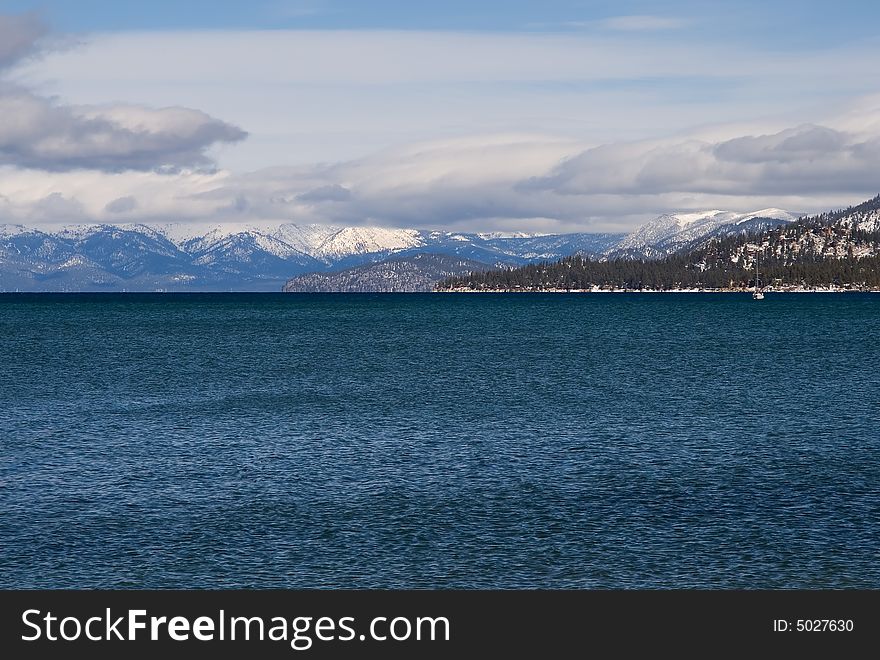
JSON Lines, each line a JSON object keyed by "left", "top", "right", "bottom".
{"left": 0, "top": 224, "right": 31, "bottom": 239}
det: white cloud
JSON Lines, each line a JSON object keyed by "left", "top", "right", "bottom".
{"left": 3, "top": 105, "right": 880, "bottom": 234}
{"left": 2, "top": 21, "right": 880, "bottom": 232}
{"left": 0, "top": 166, "right": 231, "bottom": 226}
{"left": 0, "top": 88, "right": 247, "bottom": 171}
{"left": 0, "top": 13, "right": 247, "bottom": 172}
{"left": 535, "top": 123, "right": 880, "bottom": 198}
{"left": 15, "top": 27, "right": 880, "bottom": 172}
{"left": 18, "top": 28, "right": 877, "bottom": 86}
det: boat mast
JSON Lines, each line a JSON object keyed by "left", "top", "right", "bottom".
{"left": 754, "top": 243, "right": 761, "bottom": 292}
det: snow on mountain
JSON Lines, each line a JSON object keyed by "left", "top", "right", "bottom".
{"left": 835, "top": 207, "right": 880, "bottom": 233}
{"left": 57, "top": 254, "right": 96, "bottom": 270}
{"left": 272, "top": 223, "right": 343, "bottom": 256}
{"left": 0, "top": 206, "right": 811, "bottom": 291}
{"left": 250, "top": 232, "right": 310, "bottom": 260}
{"left": 476, "top": 231, "right": 546, "bottom": 240}
{"left": 186, "top": 231, "right": 301, "bottom": 263}
{"left": 610, "top": 214, "right": 689, "bottom": 259}
{"left": 733, "top": 208, "right": 797, "bottom": 224}
{"left": 705, "top": 196, "right": 880, "bottom": 269}
{"left": 0, "top": 224, "right": 30, "bottom": 239}
{"left": 310, "top": 226, "right": 425, "bottom": 261}
{"left": 151, "top": 222, "right": 282, "bottom": 246}
{"left": 54, "top": 224, "right": 108, "bottom": 241}
{"left": 183, "top": 222, "right": 427, "bottom": 263}
{"left": 661, "top": 209, "right": 799, "bottom": 253}
{"left": 607, "top": 208, "right": 800, "bottom": 259}
{"left": 1, "top": 221, "right": 550, "bottom": 291}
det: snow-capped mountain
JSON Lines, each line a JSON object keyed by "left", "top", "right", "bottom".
{"left": 281, "top": 225, "right": 425, "bottom": 262}
{"left": 149, "top": 222, "right": 426, "bottom": 263}
{"left": 0, "top": 204, "right": 817, "bottom": 292}
{"left": 0, "top": 222, "right": 624, "bottom": 291}
{"left": 438, "top": 196, "right": 880, "bottom": 292}
{"left": 606, "top": 208, "right": 799, "bottom": 259}
{"left": 0, "top": 224, "right": 30, "bottom": 239}
{"left": 831, "top": 203, "right": 880, "bottom": 233}
{"left": 719, "top": 195, "right": 880, "bottom": 266}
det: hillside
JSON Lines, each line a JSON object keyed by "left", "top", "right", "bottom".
{"left": 606, "top": 208, "right": 799, "bottom": 260}
{"left": 439, "top": 196, "right": 880, "bottom": 291}
{"left": 9, "top": 198, "right": 878, "bottom": 292}
{"left": 0, "top": 222, "right": 622, "bottom": 292}
{"left": 283, "top": 253, "right": 491, "bottom": 292}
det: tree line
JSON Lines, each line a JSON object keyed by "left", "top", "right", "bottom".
{"left": 437, "top": 253, "right": 880, "bottom": 290}
{"left": 438, "top": 194, "right": 880, "bottom": 291}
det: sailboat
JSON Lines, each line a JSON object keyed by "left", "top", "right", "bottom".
{"left": 752, "top": 248, "right": 765, "bottom": 300}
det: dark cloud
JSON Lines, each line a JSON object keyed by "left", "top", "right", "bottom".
{"left": 0, "top": 13, "right": 49, "bottom": 70}
{"left": 0, "top": 88, "right": 247, "bottom": 172}
{"left": 0, "top": 12, "right": 248, "bottom": 172}
{"left": 223, "top": 195, "right": 250, "bottom": 213}
{"left": 104, "top": 196, "right": 138, "bottom": 213}
{"left": 713, "top": 125, "right": 847, "bottom": 163}
{"left": 4, "top": 119, "right": 879, "bottom": 232}
{"left": 525, "top": 124, "right": 880, "bottom": 199}
{"left": 169, "top": 123, "right": 879, "bottom": 232}
{"left": 28, "top": 192, "right": 86, "bottom": 223}
{"left": 297, "top": 184, "right": 352, "bottom": 203}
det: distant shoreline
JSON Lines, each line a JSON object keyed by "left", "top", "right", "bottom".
{"left": 436, "top": 287, "right": 880, "bottom": 294}
{"left": 1, "top": 288, "right": 878, "bottom": 295}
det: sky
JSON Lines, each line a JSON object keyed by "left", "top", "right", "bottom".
{"left": 2, "top": 1, "right": 880, "bottom": 233}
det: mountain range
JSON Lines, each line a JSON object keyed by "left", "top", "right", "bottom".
{"left": 607, "top": 208, "right": 800, "bottom": 260}
{"left": 439, "top": 195, "right": 880, "bottom": 291}
{"left": 705, "top": 195, "right": 880, "bottom": 266}
{"left": 0, "top": 208, "right": 803, "bottom": 291}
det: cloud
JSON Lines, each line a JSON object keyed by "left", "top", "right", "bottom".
{"left": 0, "top": 13, "right": 247, "bottom": 172}
{"left": 104, "top": 195, "right": 138, "bottom": 213}
{"left": 3, "top": 106, "right": 880, "bottom": 234}
{"left": 0, "top": 13, "right": 49, "bottom": 69}
{"left": 532, "top": 122, "right": 880, "bottom": 198}
{"left": 2, "top": 19, "right": 880, "bottom": 232}
{"left": 16, "top": 28, "right": 850, "bottom": 87}
{"left": 297, "top": 184, "right": 352, "bottom": 203}
{"left": 28, "top": 192, "right": 87, "bottom": 223}
{"left": 713, "top": 125, "right": 848, "bottom": 163}
{"left": 18, "top": 26, "right": 880, "bottom": 173}
{"left": 3, "top": 109, "right": 880, "bottom": 234}
{"left": 0, "top": 88, "right": 247, "bottom": 171}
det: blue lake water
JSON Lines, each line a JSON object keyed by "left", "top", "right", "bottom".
{"left": 1, "top": 293, "right": 878, "bottom": 588}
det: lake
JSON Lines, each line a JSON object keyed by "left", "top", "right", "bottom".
{"left": 1, "top": 293, "right": 878, "bottom": 588}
